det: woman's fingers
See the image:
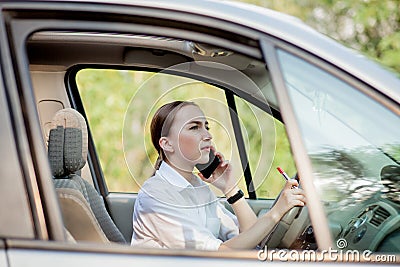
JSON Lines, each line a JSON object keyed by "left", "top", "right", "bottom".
{"left": 285, "top": 179, "right": 299, "bottom": 189}
{"left": 291, "top": 188, "right": 303, "bottom": 195}
{"left": 198, "top": 150, "right": 236, "bottom": 194}
{"left": 293, "top": 193, "right": 306, "bottom": 204}
{"left": 214, "top": 151, "right": 225, "bottom": 164}
{"left": 283, "top": 186, "right": 306, "bottom": 207}
{"left": 220, "top": 159, "right": 229, "bottom": 168}
{"left": 198, "top": 172, "right": 208, "bottom": 182}
{"left": 291, "top": 188, "right": 306, "bottom": 206}
{"left": 294, "top": 200, "right": 305, "bottom": 206}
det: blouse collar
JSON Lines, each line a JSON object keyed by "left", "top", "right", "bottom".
{"left": 157, "top": 161, "right": 202, "bottom": 191}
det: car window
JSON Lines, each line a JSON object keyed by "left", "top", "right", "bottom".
{"left": 76, "top": 69, "right": 250, "bottom": 196}
{"left": 235, "top": 96, "right": 296, "bottom": 199}
{"left": 76, "top": 69, "right": 148, "bottom": 193}
{"left": 277, "top": 49, "right": 400, "bottom": 252}
{"left": 77, "top": 66, "right": 291, "bottom": 199}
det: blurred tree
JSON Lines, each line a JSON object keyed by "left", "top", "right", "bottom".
{"left": 238, "top": 0, "right": 400, "bottom": 74}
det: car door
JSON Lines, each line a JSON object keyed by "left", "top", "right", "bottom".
{"left": 3, "top": 0, "right": 399, "bottom": 264}
{"left": 2, "top": 0, "right": 308, "bottom": 265}
{"left": 0, "top": 241, "right": 6, "bottom": 267}
{"left": 0, "top": 42, "right": 38, "bottom": 267}
{"left": 19, "top": 2, "right": 301, "bottom": 249}
{"left": 0, "top": 2, "right": 265, "bottom": 266}
{"left": 0, "top": 4, "right": 64, "bottom": 266}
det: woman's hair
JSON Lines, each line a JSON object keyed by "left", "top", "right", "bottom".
{"left": 150, "top": 101, "right": 197, "bottom": 171}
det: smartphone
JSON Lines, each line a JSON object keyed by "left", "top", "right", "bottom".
{"left": 196, "top": 150, "right": 221, "bottom": 178}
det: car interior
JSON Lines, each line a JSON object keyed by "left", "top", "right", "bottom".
{"left": 27, "top": 30, "right": 313, "bottom": 249}
{"left": 26, "top": 28, "right": 399, "bottom": 253}
{"left": 48, "top": 107, "right": 126, "bottom": 244}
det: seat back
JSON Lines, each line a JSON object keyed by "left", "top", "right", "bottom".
{"left": 48, "top": 108, "right": 126, "bottom": 244}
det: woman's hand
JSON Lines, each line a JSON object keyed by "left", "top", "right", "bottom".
{"left": 198, "top": 151, "right": 237, "bottom": 195}
{"left": 270, "top": 179, "right": 306, "bottom": 219}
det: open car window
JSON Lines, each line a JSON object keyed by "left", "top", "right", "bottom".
{"left": 76, "top": 61, "right": 296, "bottom": 199}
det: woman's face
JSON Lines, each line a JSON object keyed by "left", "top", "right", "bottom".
{"left": 166, "top": 104, "right": 213, "bottom": 168}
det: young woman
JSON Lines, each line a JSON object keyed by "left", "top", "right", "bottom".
{"left": 131, "top": 101, "right": 306, "bottom": 250}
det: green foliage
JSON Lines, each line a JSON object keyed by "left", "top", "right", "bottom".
{"left": 235, "top": 97, "right": 296, "bottom": 198}
{"left": 238, "top": 0, "right": 400, "bottom": 75}
{"left": 77, "top": 69, "right": 153, "bottom": 192}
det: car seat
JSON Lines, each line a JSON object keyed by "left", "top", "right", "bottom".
{"left": 47, "top": 108, "right": 126, "bottom": 244}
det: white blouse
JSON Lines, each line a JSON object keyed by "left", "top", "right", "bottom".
{"left": 131, "top": 161, "right": 239, "bottom": 250}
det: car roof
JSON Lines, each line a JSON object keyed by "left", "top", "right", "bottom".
{"left": 3, "top": 0, "right": 400, "bottom": 103}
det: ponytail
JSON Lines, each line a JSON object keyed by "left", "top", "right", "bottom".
{"left": 152, "top": 154, "right": 163, "bottom": 176}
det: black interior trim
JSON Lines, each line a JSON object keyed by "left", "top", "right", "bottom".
{"left": 65, "top": 67, "right": 107, "bottom": 198}
{"left": 225, "top": 91, "right": 256, "bottom": 199}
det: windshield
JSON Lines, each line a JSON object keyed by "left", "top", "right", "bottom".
{"left": 278, "top": 49, "right": 400, "bottom": 252}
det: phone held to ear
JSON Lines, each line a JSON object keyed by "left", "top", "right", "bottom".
{"left": 196, "top": 150, "right": 221, "bottom": 178}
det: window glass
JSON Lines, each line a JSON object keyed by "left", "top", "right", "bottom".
{"left": 77, "top": 69, "right": 148, "bottom": 192}
{"left": 77, "top": 69, "right": 248, "bottom": 196}
{"left": 235, "top": 96, "right": 296, "bottom": 199}
{"left": 278, "top": 49, "right": 400, "bottom": 252}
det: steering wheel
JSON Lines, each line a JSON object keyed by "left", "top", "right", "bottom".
{"left": 259, "top": 176, "right": 309, "bottom": 248}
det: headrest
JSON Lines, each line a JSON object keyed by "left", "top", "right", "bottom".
{"left": 48, "top": 108, "right": 88, "bottom": 177}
